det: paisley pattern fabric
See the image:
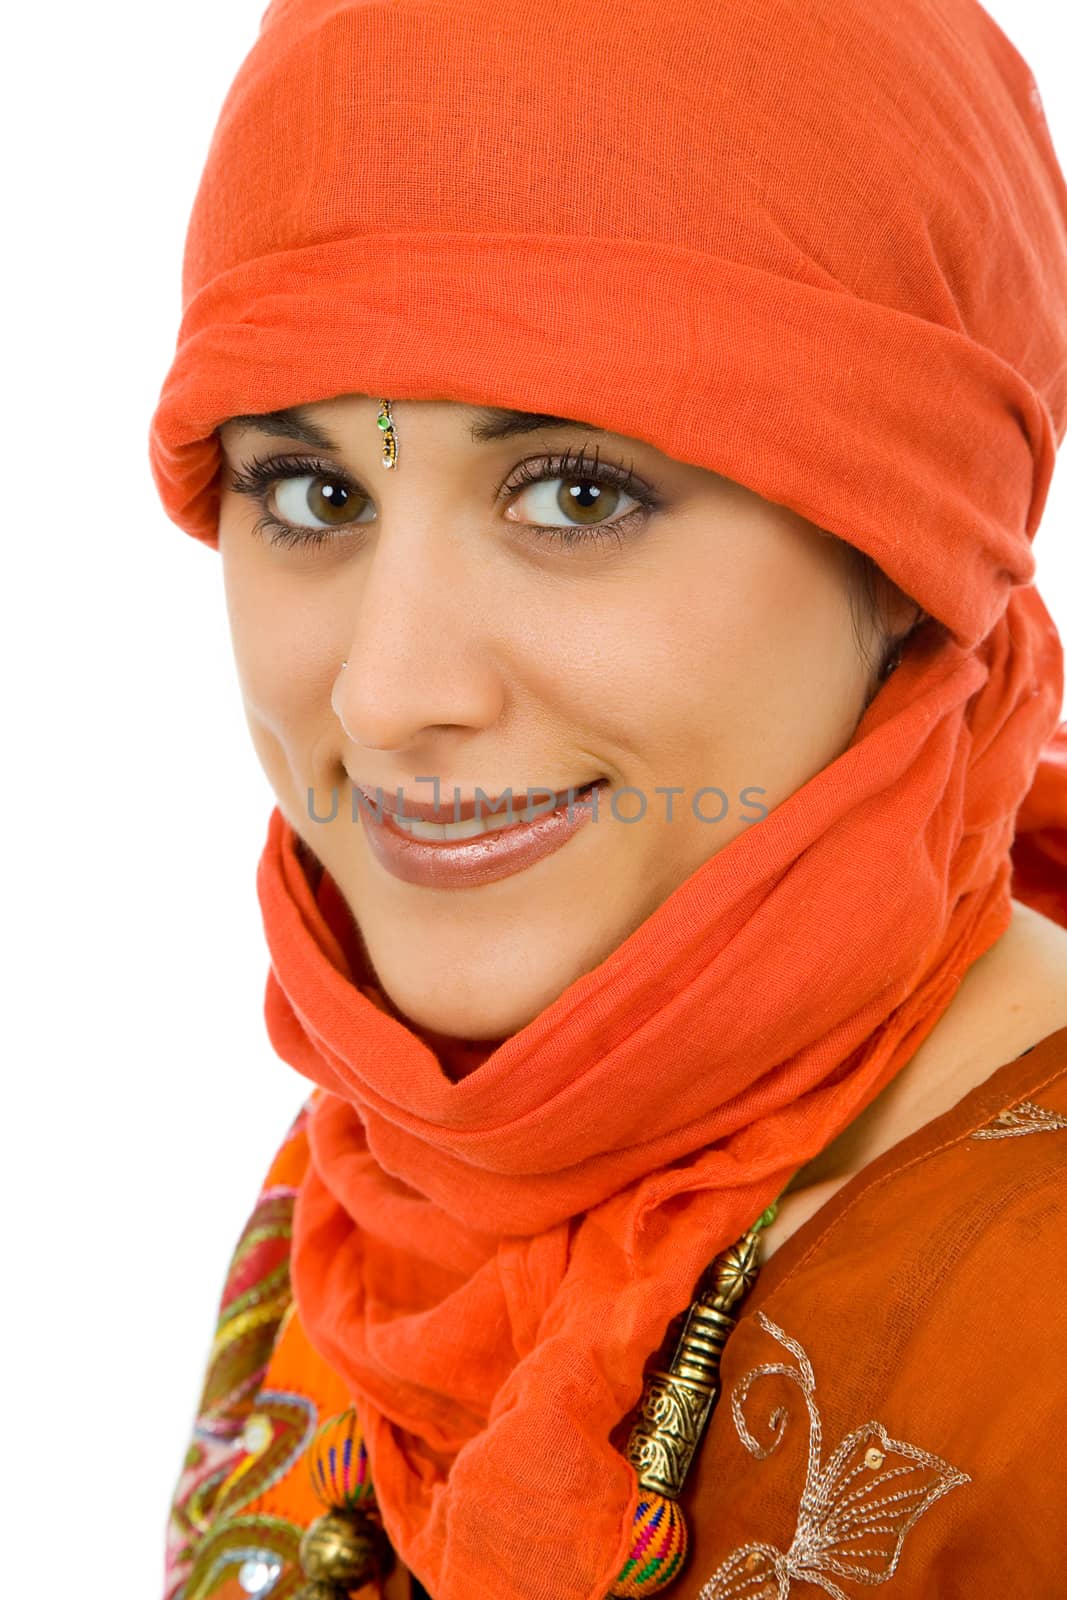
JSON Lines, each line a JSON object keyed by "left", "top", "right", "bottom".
{"left": 165, "top": 1098, "right": 363, "bottom": 1600}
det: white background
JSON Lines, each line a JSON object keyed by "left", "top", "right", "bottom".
{"left": 2, "top": 3, "right": 1065, "bottom": 1594}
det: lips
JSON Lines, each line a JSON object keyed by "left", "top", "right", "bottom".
{"left": 357, "top": 778, "right": 608, "bottom": 889}
{"left": 353, "top": 779, "right": 605, "bottom": 824}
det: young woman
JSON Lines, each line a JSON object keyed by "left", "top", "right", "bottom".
{"left": 149, "top": 1, "right": 1067, "bottom": 1597}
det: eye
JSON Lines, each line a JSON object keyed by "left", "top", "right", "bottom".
{"left": 498, "top": 445, "right": 661, "bottom": 550}
{"left": 273, "top": 472, "right": 371, "bottom": 529}
{"left": 225, "top": 452, "right": 373, "bottom": 549}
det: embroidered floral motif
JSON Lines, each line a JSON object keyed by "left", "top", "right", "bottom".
{"left": 697, "top": 1312, "right": 971, "bottom": 1599}
{"left": 970, "top": 1099, "right": 1067, "bottom": 1140}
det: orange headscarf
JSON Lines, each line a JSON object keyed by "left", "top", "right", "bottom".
{"left": 148, "top": 2, "right": 1067, "bottom": 1596}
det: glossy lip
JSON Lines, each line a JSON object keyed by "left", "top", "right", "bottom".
{"left": 357, "top": 779, "right": 608, "bottom": 890}
{"left": 352, "top": 780, "right": 604, "bottom": 823}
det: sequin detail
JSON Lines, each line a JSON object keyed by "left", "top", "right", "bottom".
{"left": 970, "top": 1098, "right": 1067, "bottom": 1139}
{"left": 182, "top": 1515, "right": 304, "bottom": 1600}
{"left": 212, "top": 1390, "right": 317, "bottom": 1518}
{"left": 697, "top": 1312, "right": 971, "bottom": 1599}
{"left": 238, "top": 1554, "right": 283, "bottom": 1595}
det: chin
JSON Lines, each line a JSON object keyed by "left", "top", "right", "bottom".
{"left": 389, "top": 988, "right": 544, "bottom": 1044}
{"left": 370, "top": 958, "right": 571, "bottom": 1044}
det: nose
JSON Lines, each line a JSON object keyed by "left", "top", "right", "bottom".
{"left": 330, "top": 521, "right": 505, "bottom": 751}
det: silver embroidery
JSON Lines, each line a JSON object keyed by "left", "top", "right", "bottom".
{"left": 697, "top": 1312, "right": 971, "bottom": 1599}
{"left": 970, "top": 1099, "right": 1067, "bottom": 1140}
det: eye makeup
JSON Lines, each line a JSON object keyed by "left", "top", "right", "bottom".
{"left": 225, "top": 442, "right": 666, "bottom": 553}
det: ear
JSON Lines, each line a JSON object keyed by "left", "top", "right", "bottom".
{"left": 874, "top": 569, "right": 925, "bottom": 642}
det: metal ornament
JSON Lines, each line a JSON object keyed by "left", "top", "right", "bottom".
{"left": 624, "top": 1207, "right": 777, "bottom": 1499}
{"left": 294, "top": 1509, "right": 393, "bottom": 1599}
{"left": 377, "top": 399, "right": 398, "bottom": 469}
{"left": 880, "top": 643, "right": 902, "bottom": 679}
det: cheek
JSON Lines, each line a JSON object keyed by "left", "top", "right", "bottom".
{"left": 219, "top": 539, "right": 338, "bottom": 742}
{"left": 594, "top": 513, "right": 866, "bottom": 789}
{"left": 702, "top": 527, "right": 870, "bottom": 787}
{"left": 686, "top": 508, "right": 860, "bottom": 685}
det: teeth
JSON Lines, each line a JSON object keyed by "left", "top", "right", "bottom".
{"left": 389, "top": 789, "right": 595, "bottom": 843}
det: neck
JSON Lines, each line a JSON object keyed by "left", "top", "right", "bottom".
{"left": 784, "top": 898, "right": 1067, "bottom": 1195}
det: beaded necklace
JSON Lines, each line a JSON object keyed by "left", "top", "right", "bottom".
{"left": 292, "top": 1196, "right": 782, "bottom": 1600}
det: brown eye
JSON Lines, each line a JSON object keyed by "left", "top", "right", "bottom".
{"left": 557, "top": 478, "right": 623, "bottom": 524}
{"left": 497, "top": 445, "right": 660, "bottom": 549}
{"left": 273, "top": 473, "right": 370, "bottom": 527}
{"left": 504, "top": 473, "right": 634, "bottom": 530}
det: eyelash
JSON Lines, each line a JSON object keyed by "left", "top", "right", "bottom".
{"left": 225, "top": 444, "right": 663, "bottom": 552}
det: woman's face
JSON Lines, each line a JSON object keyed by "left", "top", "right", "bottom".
{"left": 217, "top": 395, "right": 906, "bottom": 1041}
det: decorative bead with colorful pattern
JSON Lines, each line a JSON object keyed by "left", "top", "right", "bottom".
{"left": 612, "top": 1493, "right": 689, "bottom": 1596}
{"left": 307, "top": 1407, "right": 375, "bottom": 1511}
{"left": 294, "top": 1406, "right": 394, "bottom": 1599}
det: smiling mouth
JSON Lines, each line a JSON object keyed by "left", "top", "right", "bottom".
{"left": 356, "top": 779, "right": 608, "bottom": 842}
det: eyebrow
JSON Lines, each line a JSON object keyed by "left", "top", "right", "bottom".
{"left": 220, "top": 403, "right": 608, "bottom": 451}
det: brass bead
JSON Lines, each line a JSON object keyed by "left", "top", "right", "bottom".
{"left": 298, "top": 1508, "right": 391, "bottom": 1588}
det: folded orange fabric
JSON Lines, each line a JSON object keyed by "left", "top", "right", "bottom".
{"left": 147, "top": 1, "right": 1067, "bottom": 1596}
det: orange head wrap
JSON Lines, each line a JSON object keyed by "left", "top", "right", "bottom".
{"left": 148, "top": 2, "right": 1067, "bottom": 1597}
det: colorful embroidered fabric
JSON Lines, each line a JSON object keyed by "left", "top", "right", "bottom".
{"left": 164, "top": 1098, "right": 368, "bottom": 1600}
